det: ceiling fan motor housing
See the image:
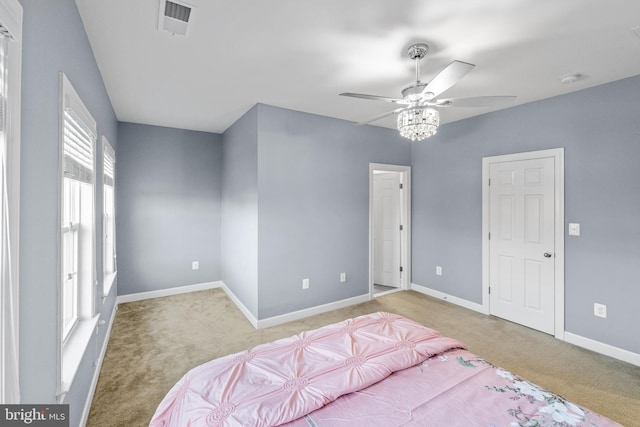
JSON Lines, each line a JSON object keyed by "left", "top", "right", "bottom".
{"left": 402, "top": 83, "right": 429, "bottom": 101}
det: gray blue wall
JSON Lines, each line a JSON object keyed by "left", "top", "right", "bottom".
{"left": 256, "top": 104, "right": 411, "bottom": 318}
{"left": 221, "top": 106, "right": 259, "bottom": 317}
{"left": 112, "top": 103, "right": 411, "bottom": 324}
{"left": 19, "top": 0, "right": 118, "bottom": 424}
{"left": 117, "top": 122, "right": 223, "bottom": 295}
{"left": 411, "top": 74, "right": 640, "bottom": 354}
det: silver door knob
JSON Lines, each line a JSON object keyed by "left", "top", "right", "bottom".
{"left": 544, "top": 252, "right": 552, "bottom": 258}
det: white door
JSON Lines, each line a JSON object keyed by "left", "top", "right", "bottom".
{"left": 489, "top": 157, "right": 555, "bottom": 334}
{"left": 373, "top": 172, "right": 401, "bottom": 287}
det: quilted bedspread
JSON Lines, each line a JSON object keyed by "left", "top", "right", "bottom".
{"left": 149, "top": 312, "right": 463, "bottom": 426}
{"left": 283, "top": 347, "right": 621, "bottom": 427}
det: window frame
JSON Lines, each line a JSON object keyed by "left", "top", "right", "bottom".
{"left": 0, "top": 0, "right": 22, "bottom": 405}
{"left": 57, "top": 73, "right": 99, "bottom": 401}
{"left": 102, "top": 136, "right": 116, "bottom": 297}
{"left": 61, "top": 179, "right": 80, "bottom": 340}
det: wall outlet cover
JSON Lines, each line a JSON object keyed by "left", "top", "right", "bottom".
{"left": 568, "top": 223, "right": 580, "bottom": 236}
{"left": 594, "top": 302, "right": 607, "bottom": 318}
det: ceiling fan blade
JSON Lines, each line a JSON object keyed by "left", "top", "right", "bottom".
{"left": 340, "top": 92, "right": 406, "bottom": 104}
{"left": 422, "top": 60, "right": 475, "bottom": 99}
{"left": 356, "top": 107, "right": 406, "bottom": 126}
{"left": 437, "top": 96, "right": 517, "bottom": 108}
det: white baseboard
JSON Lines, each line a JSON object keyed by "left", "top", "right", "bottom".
{"left": 116, "top": 280, "right": 370, "bottom": 330}
{"left": 79, "top": 303, "right": 117, "bottom": 427}
{"left": 410, "top": 283, "right": 639, "bottom": 367}
{"left": 115, "top": 281, "right": 223, "bottom": 304}
{"left": 564, "top": 332, "right": 640, "bottom": 367}
{"left": 218, "top": 282, "right": 259, "bottom": 328}
{"left": 411, "top": 283, "right": 488, "bottom": 315}
{"left": 256, "top": 293, "right": 371, "bottom": 329}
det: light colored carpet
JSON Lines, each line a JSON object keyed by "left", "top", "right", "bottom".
{"left": 88, "top": 289, "right": 640, "bottom": 426}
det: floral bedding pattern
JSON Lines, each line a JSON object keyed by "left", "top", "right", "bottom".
{"left": 455, "top": 355, "right": 604, "bottom": 427}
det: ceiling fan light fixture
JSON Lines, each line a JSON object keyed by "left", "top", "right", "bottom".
{"left": 397, "top": 107, "right": 439, "bottom": 141}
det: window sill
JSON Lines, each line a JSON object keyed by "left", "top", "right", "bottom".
{"left": 103, "top": 270, "right": 117, "bottom": 297}
{"left": 59, "top": 314, "right": 99, "bottom": 402}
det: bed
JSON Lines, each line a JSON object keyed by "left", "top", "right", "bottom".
{"left": 149, "top": 312, "right": 620, "bottom": 426}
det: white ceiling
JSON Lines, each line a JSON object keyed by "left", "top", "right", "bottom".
{"left": 76, "top": 0, "right": 640, "bottom": 134}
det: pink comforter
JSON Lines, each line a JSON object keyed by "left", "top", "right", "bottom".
{"left": 283, "top": 348, "right": 621, "bottom": 427}
{"left": 149, "top": 312, "right": 463, "bottom": 426}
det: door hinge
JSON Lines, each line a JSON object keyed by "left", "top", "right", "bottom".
{"left": 489, "top": 286, "right": 491, "bottom": 295}
{"left": 488, "top": 232, "right": 491, "bottom": 240}
{"left": 399, "top": 183, "right": 403, "bottom": 189}
{"left": 488, "top": 178, "right": 491, "bottom": 186}
{"left": 399, "top": 224, "right": 403, "bottom": 231}
{"left": 400, "top": 266, "right": 404, "bottom": 273}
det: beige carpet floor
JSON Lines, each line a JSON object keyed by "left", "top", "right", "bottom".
{"left": 88, "top": 289, "right": 640, "bottom": 426}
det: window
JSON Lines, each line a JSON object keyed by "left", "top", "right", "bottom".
{"left": 102, "top": 136, "right": 116, "bottom": 296}
{"left": 58, "top": 73, "right": 99, "bottom": 398}
{"left": 0, "top": 0, "right": 22, "bottom": 405}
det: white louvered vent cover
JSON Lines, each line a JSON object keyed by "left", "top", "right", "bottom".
{"left": 159, "top": 0, "right": 194, "bottom": 36}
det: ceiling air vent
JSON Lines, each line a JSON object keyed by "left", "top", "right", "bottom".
{"left": 159, "top": 0, "right": 194, "bottom": 36}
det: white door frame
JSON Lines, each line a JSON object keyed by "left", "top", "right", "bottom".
{"left": 369, "top": 163, "right": 411, "bottom": 297}
{"left": 482, "top": 148, "right": 565, "bottom": 339}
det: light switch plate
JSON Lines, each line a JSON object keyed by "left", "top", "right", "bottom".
{"left": 568, "top": 223, "right": 580, "bottom": 236}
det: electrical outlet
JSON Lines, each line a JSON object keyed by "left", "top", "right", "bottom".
{"left": 340, "top": 272, "right": 346, "bottom": 282}
{"left": 594, "top": 303, "right": 607, "bottom": 318}
{"left": 302, "top": 278, "right": 309, "bottom": 289}
{"left": 192, "top": 261, "right": 199, "bottom": 270}
{"left": 436, "top": 266, "right": 442, "bottom": 276}
{"left": 569, "top": 223, "right": 581, "bottom": 236}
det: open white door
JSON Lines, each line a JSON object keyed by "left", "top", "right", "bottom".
{"left": 369, "top": 163, "right": 411, "bottom": 297}
{"left": 373, "top": 172, "right": 401, "bottom": 288}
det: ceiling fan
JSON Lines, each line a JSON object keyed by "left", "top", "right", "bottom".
{"left": 340, "top": 43, "right": 516, "bottom": 141}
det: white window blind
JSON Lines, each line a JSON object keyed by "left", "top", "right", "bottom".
{"left": 63, "top": 109, "right": 95, "bottom": 184}
{"left": 103, "top": 139, "right": 114, "bottom": 186}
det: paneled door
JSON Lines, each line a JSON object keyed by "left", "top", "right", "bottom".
{"left": 489, "top": 157, "right": 555, "bottom": 334}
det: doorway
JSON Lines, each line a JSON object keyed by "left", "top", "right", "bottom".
{"left": 369, "top": 163, "right": 411, "bottom": 297}
{"left": 482, "top": 149, "right": 564, "bottom": 337}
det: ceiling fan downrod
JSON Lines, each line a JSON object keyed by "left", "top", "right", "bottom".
{"left": 407, "top": 43, "right": 429, "bottom": 83}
